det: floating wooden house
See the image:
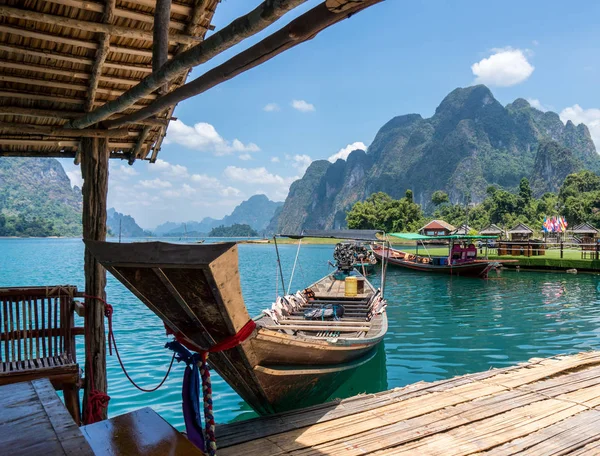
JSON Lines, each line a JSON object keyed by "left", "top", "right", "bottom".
{"left": 479, "top": 223, "right": 505, "bottom": 238}
{"left": 507, "top": 223, "right": 534, "bottom": 241}
{"left": 419, "top": 219, "right": 455, "bottom": 237}
{"left": 571, "top": 222, "right": 599, "bottom": 240}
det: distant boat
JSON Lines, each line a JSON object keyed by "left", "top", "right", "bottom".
{"left": 373, "top": 233, "right": 498, "bottom": 278}
{"left": 85, "top": 229, "right": 388, "bottom": 415}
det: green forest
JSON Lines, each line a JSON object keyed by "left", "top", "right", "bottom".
{"left": 347, "top": 171, "right": 600, "bottom": 233}
{"left": 208, "top": 223, "right": 259, "bottom": 237}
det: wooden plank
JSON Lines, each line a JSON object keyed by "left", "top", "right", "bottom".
{"left": 32, "top": 379, "right": 94, "bottom": 455}
{"left": 480, "top": 408, "right": 600, "bottom": 455}
{"left": 279, "top": 320, "right": 371, "bottom": 327}
{"left": 81, "top": 407, "right": 204, "bottom": 455}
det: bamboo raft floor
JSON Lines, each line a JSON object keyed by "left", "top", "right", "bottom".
{"left": 216, "top": 351, "right": 600, "bottom": 455}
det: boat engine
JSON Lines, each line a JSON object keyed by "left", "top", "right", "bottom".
{"left": 333, "top": 242, "right": 370, "bottom": 271}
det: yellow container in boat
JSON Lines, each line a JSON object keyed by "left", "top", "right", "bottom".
{"left": 345, "top": 276, "right": 358, "bottom": 297}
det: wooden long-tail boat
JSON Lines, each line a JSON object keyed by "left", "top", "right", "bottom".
{"left": 85, "top": 232, "right": 387, "bottom": 415}
{"left": 372, "top": 233, "right": 499, "bottom": 278}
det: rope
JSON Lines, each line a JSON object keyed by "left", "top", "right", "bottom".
{"left": 82, "top": 294, "right": 176, "bottom": 423}
{"left": 200, "top": 352, "right": 216, "bottom": 456}
{"left": 287, "top": 238, "right": 302, "bottom": 294}
{"left": 166, "top": 319, "right": 256, "bottom": 455}
{"left": 82, "top": 294, "right": 111, "bottom": 425}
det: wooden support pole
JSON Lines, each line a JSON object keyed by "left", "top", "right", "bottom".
{"left": 86, "top": 0, "right": 116, "bottom": 113}
{"left": 0, "top": 5, "right": 202, "bottom": 44}
{"left": 68, "top": 0, "right": 309, "bottom": 129}
{"left": 153, "top": 0, "right": 172, "bottom": 94}
{"left": 129, "top": 125, "right": 152, "bottom": 165}
{"left": 81, "top": 137, "right": 109, "bottom": 422}
{"left": 104, "top": 0, "right": 383, "bottom": 129}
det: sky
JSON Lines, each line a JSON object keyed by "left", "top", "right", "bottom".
{"left": 61, "top": 0, "right": 600, "bottom": 229}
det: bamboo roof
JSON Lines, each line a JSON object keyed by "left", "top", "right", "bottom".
{"left": 508, "top": 223, "right": 534, "bottom": 234}
{"left": 0, "top": 0, "right": 219, "bottom": 162}
{"left": 571, "top": 222, "right": 599, "bottom": 234}
{"left": 479, "top": 223, "right": 505, "bottom": 235}
{"left": 0, "top": 1, "right": 383, "bottom": 164}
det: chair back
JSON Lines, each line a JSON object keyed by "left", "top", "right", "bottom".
{"left": 0, "top": 286, "right": 77, "bottom": 363}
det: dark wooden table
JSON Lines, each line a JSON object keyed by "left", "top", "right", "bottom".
{"left": 0, "top": 378, "right": 93, "bottom": 455}
{"left": 81, "top": 407, "right": 206, "bottom": 456}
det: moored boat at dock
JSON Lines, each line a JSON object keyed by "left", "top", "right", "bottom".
{"left": 373, "top": 233, "right": 499, "bottom": 278}
{"left": 85, "top": 230, "right": 387, "bottom": 415}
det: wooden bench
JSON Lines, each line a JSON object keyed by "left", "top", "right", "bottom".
{"left": 0, "top": 286, "right": 84, "bottom": 424}
{"left": 81, "top": 407, "right": 205, "bottom": 455}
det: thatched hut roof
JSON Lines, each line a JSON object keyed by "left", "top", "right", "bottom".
{"left": 0, "top": 0, "right": 219, "bottom": 162}
{"left": 508, "top": 223, "right": 534, "bottom": 234}
{"left": 571, "top": 222, "right": 599, "bottom": 234}
{"left": 479, "top": 224, "right": 505, "bottom": 235}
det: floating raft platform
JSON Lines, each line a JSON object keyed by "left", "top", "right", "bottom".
{"left": 216, "top": 351, "right": 600, "bottom": 455}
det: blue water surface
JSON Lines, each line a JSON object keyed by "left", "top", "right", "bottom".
{"left": 1, "top": 237, "right": 600, "bottom": 428}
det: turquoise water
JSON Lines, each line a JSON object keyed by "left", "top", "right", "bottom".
{"left": 2, "top": 238, "right": 600, "bottom": 428}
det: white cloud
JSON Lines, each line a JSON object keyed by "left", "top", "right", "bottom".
{"left": 532, "top": 40, "right": 539, "bottom": 46}
{"left": 263, "top": 103, "right": 280, "bottom": 112}
{"left": 111, "top": 163, "right": 139, "bottom": 181}
{"left": 149, "top": 159, "right": 189, "bottom": 178}
{"left": 291, "top": 154, "right": 312, "bottom": 174}
{"left": 224, "top": 166, "right": 288, "bottom": 185}
{"left": 190, "top": 173, "right": 220, "bottom": 188}
{"left": 271, "top": 156, "right": 280, "bottom": 163}
{"left": 471, "top": 48, "right": 534, "bottom": 87}
{"left": 291, "top": 99, "right": 315, "bottom": 112}
{"left": 220, "top": 186, "right": 241, "bottom": 197}
{"left": 560, "top": 104, "right": 600, "bottom": 150}
{"left": 527, "top": 98, "right": 549, "bottom": 112}
{"left": 165, "top": 120, "right": 260, "bottom": 156}
{"left": 66, "top": 169, "right": 83, "bottom": 188}
{"left": 239, "top": 153, "right": 252, "bottom": 161}
{"left": 138, "top": 178, "right": 172, "bottom": 189}
{"left": 328, "top": 141, "right": 367, "bottom": 162}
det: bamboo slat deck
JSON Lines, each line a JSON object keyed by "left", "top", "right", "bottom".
{"left": 216, "top": 351, "right": 600, "bottom": 455}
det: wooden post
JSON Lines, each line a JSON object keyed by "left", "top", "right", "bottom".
{"left": 596, "top": 241, "right": 599, "bottom": 261}
{"left": 81, "top": 137, "right": 109, "bottom": 421}
{"left": 560, "top": 241, "right": 564, "bottom": 259}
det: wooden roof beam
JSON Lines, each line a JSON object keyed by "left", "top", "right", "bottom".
{"left": 128, "top": 125, "right": 152, "bottom": 165}
{"left": 0, "top": 25, "right": 167, "bottom": 58}
{"left": 85, "top": 0, "right": 116, "bottom": 113}
{"left": 42, "top": 0, "right": 211, "bottom": 32}
{"left": 0, "top": 91, "right": 150, "bottom": 109}
{"left": 0, "top": 123, "right": 130, "bottom": 138}
{"left": 0, "top": 75, "right": 156, "bottom": 99}
{"left": 0, "top": 106, "right": 169, "bottom": 127}
{"left": 104, "top": 0, "right": 383, "bottom": 129}
{"left": 68, "top": 0, "right": 309, "bottom": 129}
{"left": 0, "top": 43, "right": 153, "bottom": 73}
{"left": 153, "top": 0, "right": 171, "bottom": 94}
{"left": 0, "top": 6, "right": 203, "bottom": 45}
{"left": 0, "top": 61, "right": 144, "bottom": 86}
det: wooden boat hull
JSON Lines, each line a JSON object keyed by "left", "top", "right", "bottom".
{"left": 85, "top": 241, "right": 387, "bottom": 416}
{"left": 374, "top": 248, "right": 493, "bottom": 278}
{"left": 253, "top": 348, "right": 377, "bottom": 411}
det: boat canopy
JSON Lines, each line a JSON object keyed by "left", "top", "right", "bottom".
{"left": 281, "top": 229, "right": 383, "bottom": 241}
{"left": 390, "top": 233, "right": 497, "bottom": 240}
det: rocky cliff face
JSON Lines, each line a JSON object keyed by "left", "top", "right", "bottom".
{"left": 275, "top": 85, "right": 599, "bottom": 233}
{"left": 529, "top": 141, "right": 584, "bottom": 197}
{"left": 107, "top": 208, "right": 147, "bottom": 237}
{"left": 0, "top": 157, "right": 82, "bottom": 236}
